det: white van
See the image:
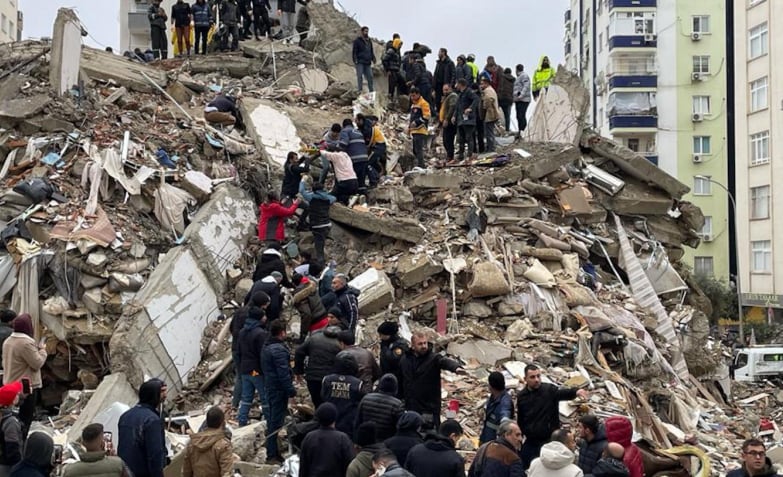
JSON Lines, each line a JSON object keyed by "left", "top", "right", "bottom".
{"left": 731, "top": 346, "right": 783, "bottom": 382}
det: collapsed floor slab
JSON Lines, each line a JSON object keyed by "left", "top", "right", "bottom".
{"left": 242, "top": 98, "right": 301, "bottom": 168}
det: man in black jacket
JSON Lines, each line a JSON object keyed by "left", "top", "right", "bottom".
{"left": 405, "top": 419, "right": 465, "bottom": 477}
{"left": 384, "top": 411, "right": 424, "bottom": 467}
{"left": 299, "top": 403, "right": 355, "bottom": 477}
{"left": 260, "top": 320, "right": 296, "bottom": 464}
{"left": 355, "top": 374, "right": 404, "bottom": 442}
{"left": 517, "top": 364, "right": 589, "bottom": 470}
{"left": 383, "top": 34, "right": 405, "bottom": 100}
{"left": 452, "top": 78, "right": 480, "bottom": 163}
{"left": 244, "top": 271, "right": 284, "bottom": 322}
{"left": 237, "top": 306, "right": 269, "bottom": 427}
{"left": 321, "top": 354, "right": 363, "bottom": 437}
{"left": 252, "top": 0, "right": 272, "bottom": 40}
{"left": 230, "top": 307, "right": 250, "bottom": 408}
{"left": 294, "top": 325, "right": 341, "bottom": 407}
{"left": 118, "top": 379, "right": 167, "bottom": 477}
{"left": 577, "top": 414, "right": 608, "bottom": 476}
{"left": 337, "top": 330, "right": 380, "bottom": 391}
{"left": 433, "top": 48, "right": 456, "bottom": 114}
{"left": 353, "top": 26, "right": 376, "bottom": 92}
{"left": 377, "top": 321, "right": 408, "bottom": 398}
{"left": 252, "top": 245, "right": 292, "bottom": 286}
{"left": 400, "top": 331, "right": 464, "bottom": 431}
{"left": 332, "top": 274, "right": 360, "bottom": 334}
{"left": 147, "top": 1, "right": 168, "bottom": 59}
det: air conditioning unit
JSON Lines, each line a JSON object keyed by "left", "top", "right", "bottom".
{"left": 582, "top": 164, "right": 626, "bottom": 196}
{"left": 702, "top": 234, "right": 713, "bottom": 242}
{"left": 692, "top": 72, "right": 704, "bottom": 81}
{"left": 644, "top": 34, "right": 656, "bottom": 42}
{"left": 692, "top": 154, "right": 704, "bottom": 163}
{"left": 692, "top": 113, "right": 704, "bottom": 122}
{"left": 691, "top": 32, "right": 702, "bottom": 41}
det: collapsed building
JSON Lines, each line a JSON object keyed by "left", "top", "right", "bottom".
{"left": 0, "top": 4, "right": 781, "bottom": 477}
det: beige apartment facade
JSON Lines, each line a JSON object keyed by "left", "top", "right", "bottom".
{"left": 0, "top": 0, "right": 20, "bottom": 43}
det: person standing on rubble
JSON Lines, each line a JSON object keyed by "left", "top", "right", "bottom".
{"left": 277, "top": 0, "right": 297, "bottom": 43}
{"left": 299, "top": 403, "right": 355, "bottom": 477}
{"left": 469, "top": 420, "right": 524, "bottom": 477}
{"left": 331, "top": 274, "right": 360, "bottom": 334}
{"left": 408, "top": 87, "right": 431, "bottom": 169}
{"left": 433, "top": 48, "right": 456, "bottom": 114}
{"left": 440, "top": 83, "right": 459, "bottom": 165}
{"left": 3, "top": 314, "right": 46, "bottom": 436}
{"left": 455, "top": 55, "right": 472, "bottom": 87}
{"left": 9, "top": 432, "right": 54, "bottom": 477}
{"left": 384, "top": 411, "right": 424, "bottom": 467}
{"left": 383, "top": 34, "right": 405, "bottom": 101}
{"left": 353, "top": 26, "right": 376, "bottom": 92}
{"left": 282, "top": 151, "right": 308, "bottom": 201}
{"left": 498, "top": 68, "right": 516, "bottom": 132}
{"left": 355, "top": 373, "right": 404, "bottom": 442}
{"left": 368, "top": 119, "right": 388, "bottom": 184}
{"left": 191, "top": 0, "right": 213, "bottom": 55}
{"left": 400, "top": 331, "right": 465, "bottom": 431}
{"left": 204, "top": 94, "right": 242, "bottom": 127}
{"left": 294, "top": 325, "right": 342, "bottom": 407}
{"left": 181, "top": 407, "right": 233, "bottom": 477}
{"left": 603, "top": 416, "right": 643, "bottom": 477}
{"left": 479, "top": 76, "right": 500, "bottom": 153}
{"left": 295, "top": 0, "right": 311, "bottom": 46}
{"left": 117, "top": 378, "right": 167, "bottom": 477}
{"left": 321, "top": 353, "right": 364, "bottom": 437}
{"left": 405, "top": 419, "right": 465, "bottom": 477}
{"left": 336, "top": 330, "right": 380, "bottom": 391}
{"left": 532, "top": 56, "right": 555, "bottom": 100}
{"left": 452, "top": 78, "right": 479, "bottom": 164}
{"left": 726, "top": 439, "right": 781, "bottom": 477}
{"left": 577, "top": 415, "right": 608, "bottom": 476}
{"left": 406, "top": 55, "right": 433, "bottom": 108}
{"left": 237, "top": 0, "right": 253, "bottom": 40}
{"left": 230, "top": 307, "right": 250, "bottom": 409}
{"left": 517, "top": 364, "right": 589, "bottom": 471}
{"left": 252, "top": 243, "right": 292, "bottom": 287}
{"left": 479, "top": 372, "right": 514, "bottom": 445}
{"left": 245, "top": 271, "right": 284, "bottom": 322}
{"left": 252, "top": 0, "right": 272, "bottom": 40}
{"left": 299, "top": 178, "right": 337, "bottom": 262}
{"left": 258, "top": 190, "right": 300, "bottom": 243}
{"left": 527, "top": 433, "right": 583, "bottom": 477}
{"left": 237, "top": 305, "right": 270, "bottom": 427}
{"left": 292, "top": 272, "right": 328, "bottom": 342}
{"left": 171, "top": 0, "right": 193, "bottom": 57}
{"left": 219, "top": 0, "right": 241, "bottom": 51}
{"left": 0, "top": 382, "right": 24, "bottom": 474}
{"left": 466, "top": 54, "right": 479, "bottom": 84}
{"left": 63, "top": 423, "right": 131, "bottom": 477}
{"left": 148, "top": 1, "right": 168, "bottom": 59}
{"left": 513, "top": 64, "right": 531, "bottom": 133}
{"left": 339, "top": 119, "right": 370, "bottom": 190}
{"left": 377, "top": 321, "right": 408, "bottom": 398}
{"left": 261, "top": 319, "right": 297, "bottom": 465}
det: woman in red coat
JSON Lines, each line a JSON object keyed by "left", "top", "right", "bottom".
{"left": 605, "top": 416, "right": 644, "bottom": 477}
{"left": 258, "top": 191, "right": 299, "bottom": 242}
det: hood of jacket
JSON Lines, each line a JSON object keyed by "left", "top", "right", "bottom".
{"left": 189, "top": 428, "right": 228, "bottom": 451}
{"left": 333, "top": 353, "right": 359, "bottom": 376}
{"left": 242, "top": 317, "right": 263, "bottom": 333}
{"left": 23, "top": 431, "right": 54, "bottom": 469}
{"left": 323, "top": 326, "right": 342, "bottom": 339}
{"left": 261, "top": 275, "right": 279, "bottom": 285}
{"left": 537, "top": 55, "right": 551, "bottom": 71}
{"left": 423, "top": 433, "right": 455, "bottom": 452}
{"left": 604, "top": 416, "right": 633, "bottom": 448}
{"left": 592, "top": 457, "right": 630, "bottom": 477}
{"left": 539, "top": 441, "right": 576, "bottom": 470}
{"left": 262, "top": 248, "right": 282, "bottom": 259}
{"left": 138, "top": 378, "right": 164, "bottom": 409}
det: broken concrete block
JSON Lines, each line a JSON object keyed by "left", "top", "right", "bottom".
{"left": 80, "top": 273, "right": 107, "bottom": 289}
{"left": 241, "top": 98, "right": 301, "bottom": 167}
{"left": 484, "top": 197, "right": 541, "bottom": 224}
{"left": 462, "top": 300, "right": 493, "bottom": 318}
{"left": 40, "top": 117, "right": 74, "bottom": 133}
{"left": 165, "top": 81, "right": 193, "bottom": 105}
{"left": 468, "top": 262, "right": 511, "bottom": 298}
{"left": 678, "top": 201, "right": 705, "bottom": 231}
{"left": 368, "top": 186, "right": 415, "bottom": 212}
{"left": 81, "top": 47, "right": 168, "bottom": 93}
{"left": 492, "top": 165, "right": 524, "bottom": 186}
{"left": 68, "top": 373, "right": 137, "bottom": 443}
{"left": 525, "top": 65, "right": 590, "bottom": 146}
{"left": 86, "top": 252, "right": 108, "bottom": 268}
{"left": 520, "top": 178, "right": 556, "bottom": 197}
{"left": 397, "top": 254, "right": 443, "bottom": 288}
{"left": 521, "top": 146, "right": 580, "bottom": 180}
{"left": 189, "top": 55, "right": 263, "bottom": 78}
{"left": 0, "top": 95, "right": 49, "bottom": 127}
{"left": 82, "top": 287, "right": 104, "bottom": 315}
{"left": 349, "top": 267, "right": 394, "bottom": 314}
{"left": 595, "top": 181, "right": 673, "bottom": 216}
{"left": 447, "top": 339, "right": 513, "bottom": 366}
{"left": 404, "top": 172, "right": 463, "bottom": 191}
{"left": 49, "top": 8, "right": 82, "bottom": 96}
{"left": 102, "top": 87, "right": 127, "bottom": 105}
{"left": 300, "top": 68, "right": 329, "bottom": 94}
{"left": 108, "top": 273, "right": 144, "bottom": 293}
{"left": 505, "top": 319, "right": 535, "bottom": 342}
{"left": 180, "top": 170, "right": 213, "bottom": 202}
{"left": 231, "top": 420, "right": 267, "bottom": 462}
{"left": 329, "top": 204, "right": 425, "bottom": 243}
{"left": 236, "top": 278, "right": 254, "bottom": 302}
{"left": 129, "top": 242, "right": 147, "bottom": 259}
{"left": 498, "top": 300, "right": 525, "bottom": 316}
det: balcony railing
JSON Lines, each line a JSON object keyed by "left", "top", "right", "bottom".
{"left": 607, "top": 57, "right": 657, "bottom": 76}
{"left": 609, "top": 0, "right": 657, "bottom": 8}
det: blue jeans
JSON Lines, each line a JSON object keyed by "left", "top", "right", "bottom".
{"left": 484, "top": 120, "right": 497, "bottom": 152}
{"left": 356, "top": 63, "right": 374, "bottom": 92}
{"left": 238, "top": 374, "right": 269, "bottom": 426}
{"left": 266, "top": 390, "right": 289, "bottom": 459}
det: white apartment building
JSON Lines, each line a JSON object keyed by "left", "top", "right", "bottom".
{"left": 0, "top": 0, "right": 21, "bottom": 43}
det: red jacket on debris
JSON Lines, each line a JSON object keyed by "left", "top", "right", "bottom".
{"left": 605, "top": 416, "right": 644, "bottom": 477}
{"left": 258, "top": 201, "right": 298, "bottom": 242}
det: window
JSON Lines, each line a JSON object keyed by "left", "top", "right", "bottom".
{"left": 598, "top": 33, "right": 603, "bottom": 52}
{"left": 1, "top": 14, "right": 6, "bottom": 34}
{"left": 751, "top": 240, "right": 772, "bottom": 272}
{"left": 693, "top": 136, "right": 711, "bottom": 154}
{"left": 692, "top": 15, "right": 710, "bottom": 34}
{"left": 700, "top": 216, "right": 713, "bottom": 238}
{"left": 693, "top": 96, "right": 711, "bottom": 115}
{"left": 694, "top": 257, "right": 714, "bottom": 276}
{"left": 8, "top": 22, "right": 12, "bottom": 35}
{"left": 763, "top": 354, "right": 783, "bottom": 362}
{"left": 736, "top": 353, "right": 748, "bottom": 368}
{"left": 694, "top": 176, "right": 712, "bottom": 195}
{"left": 609, "top": 11, "right": 655, "bottom": 36}
{"left": 693, "top": 56, "right": 710, "bottom": 74}
{"left": 749, "top": 23, "right": 769, "bottom": 58}
{"left": 750, "top": 131, "right": 770, "bottom": 165}
{"left": 751, "top": 185, "right": 771, "bottom": 219}
{"left": 750, "top": 77, "right": 768, "bottom": 112}
{"left": 627, "top": 138, "right": 640, "bottom": 152}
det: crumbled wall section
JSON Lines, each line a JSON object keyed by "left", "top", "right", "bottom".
{"left": 109, "top": 185, "right": 256, "bottom": 394}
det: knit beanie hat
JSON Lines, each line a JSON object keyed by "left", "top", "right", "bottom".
{"left": 397, "top": 411, "right": 423, "bottom": 431}
{"left": 0, "top": 382, "right": 22, "bottom": 407}
{"left": 378, "top": 374, "right": 398, "bottom": 395}
{"left": 12, "top": 314, "right": 33, "bottom": 337}
{"left": 377, "top": 321, "right": 398, "bottom": 336}
{"left": 315, "top": 402, "right": 338, "bottom": 426}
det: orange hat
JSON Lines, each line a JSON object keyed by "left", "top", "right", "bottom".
{"left": 0, "top": 382, "right": 22, "bottom": 407}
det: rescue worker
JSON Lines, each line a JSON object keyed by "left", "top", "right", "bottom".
{"left": 532, "top": 55, "right": 555, "bottom": 100}
{"left": 377, "top": 321, "right": 408, "bottom": 398}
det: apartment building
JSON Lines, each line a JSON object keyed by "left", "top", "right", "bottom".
{"left": 0, "top": 0, "right": 20, "bottom": 43}
{"left": 564, "top": 0, "right": 729, "bottom": 281}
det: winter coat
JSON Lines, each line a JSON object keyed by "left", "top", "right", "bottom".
{"left": 258, "top": 200, "right": 298, "bottom": 242}
{"left": 206, "top": 95, "right": 237, "bottom": 114}
{"left": 296, "top": 2, "right": 310, "bottom": 31}
{"left": 399, "top": 345, "right": 460, "bottom": 420}
{"left": 383, "top": 42, "right": 402, "bottom": 72}
{"left": 379, "top": 336, "right": 408, "bottom": 395}
{"left": 339, "top": 126, "right": 369, "bottom": 163}
{"left": 356, "top": 391, "right": 404, "bottom": 441}
{"left": 347, "top": 443, "right": 386, "bottom": 477}
{"left": 407, "top": 61, "right": 430, "bottom": 88}
{"left": 294, "top": 327, "right": 341, "bottom": 380}
{"left": 353, "top": 36, "right": 375, "bottom": 65}
{"left": 321, "top": 373, "right": 363, "bottom": 435}
{"left": 261, "top": 337, "right": 297, "bottom": 398}
{"left": 409, "top": 95, "right": 431, "bottom": 135}
{"left": 514, "top": 71, "right": 531, "bottom": 102}
{"left": 434, "top": 56, "right": 456, "bottom": 87}
{"left": 2, "top": 332, "right": 46, "bottom": 389}
{"left": 532, "top": 56, "right": 555, "bottom": 93}
{"left": 170, "top": 2, "right": 192, "bottom": 27}
{"left": 118, "top": 380, "right": 166, "bottom": 477}
{"left": 516, "top": 383, "right": 577, "bottom": 443}
{"left": 181, "top": 428, "right": 233, "bottom": 477}
{"left": 0, "top": 410, "right": 22, "bottom": 468}
{"left": 466, "top": 61, "right": 479, "bottom": 82}
{"left": 577, "top": 426, "right": 608, "bottom": 475}
{"left": 727, "top": 460, "right": 782, "bottom": 477}
{"left": 498, "top": 71, "right": 515, "bottom": 105}
{"left": 252, "top": 248, "right": 292, "bottom": 287}
{"left": 293, "top": 279, "right": 327, "bottom": 334}
{"left": 468, "top": 437, "right": 523, "bottom": 477}
{"left": 191, "top": 2, "right": 212, "bottom": 27}
{"left": 528, "top": 442, "right": 583, "bottom": 477}
{"left": 454, "top": 88, "right": 479, "bottom": 127}
{"left": 455, "top": 63, "right": 472, "bottom": 85}
{"left": 335, "top": 286, "right": 360, "bottom": 332}
{"left": 405, "top": 434, "right": 465, "bottom": 477}
{"left": 219, "top": 1, "right": 238, "bottom": 26}
{"left": 299, "top": 181, "right": 336, "bottom": 229}
{"left": 440, "top": 92, "right": 458, "bottom": 125}
{"left": 245, "top": 276, "right": 282, "bottom": 321}
{"left": 320, "top": 150, "right": 358, "bottom": 182}
{"left": 278, "top": 0, "right": 296, "bottom": 13}
{"left": 299, "top": 427, "right": 355, "bottom": 477}
{"left": 592, "top": 457, "right": 631, "bottom": 477}
{"left": 382, "top": 463, "right": 415, "bottom": 477}
{"left": 337, "top": 346, "right": 380, "bottom": 391}
{"left": 148, "top": 4, "right": 167, "bottom": 29}
{"left": 479, "top": 391, "right": 513, "bottom": 444}
{"left": 237, "top": 318, "right": 268, "bottom": 375}
{"left": 282, "top": 158, "right": 307, "bottom": 198}
{"left": 62, "top": 450, "right": 126, "bottom": 477}
{"left": 0, "top": 323, "right": 12, "bottom": 362}
{"left": 385, "top": 431, "right": 422, "bottom": 469}
{"left": 604, "top": 417, "right": 644, "bottom": 477}
{"left": 480, "top": 86, "right": 500, "bottom": 123}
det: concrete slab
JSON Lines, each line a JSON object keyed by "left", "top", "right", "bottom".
{"left": 50, "top": 8, "right": 82, "bottom": 95}
{"left": 595, "top": 181, "right": 673, "bottom": 216}
{"left": 329, "top": 204, "right": 425, "bottom": 243}
{"left": 484, "top": 197, "right": 541, "bottom": 224}
{"left": 80, "top": 47, "right": 168, "bottom": 93}
{"left": 67, "top": 373, "right": 137, "bottom": 443}
{"left": 397, "top": 253, "right": 443, "bottom": 288}
{"left": 300, "top": 68, "right": 329, "bottom": 94}
{"left": 525, "top": 66, "right": 590, "bottom": 146}
{"left": 242, "top": 98, "right": 301, "bottom": 167}
{"left": 349, "top": 267, "right": 394, "bottom": 314}
{"left": 404, "top": 172, "right": 463, "bottom": 191}
{"left": 0, "top": 95, "right": 49, "bottom": 127}
{"left": 447, "top": 339, "right": 513, "bottom": 366}
{"left": 521, "top": 146, "right": 580, "bottom": 180}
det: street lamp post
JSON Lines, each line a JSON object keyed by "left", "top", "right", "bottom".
{"left": 694, "top": 175, "right": 744, "bottom": 343}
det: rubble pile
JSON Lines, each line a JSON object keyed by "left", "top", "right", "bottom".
{"left": 0, "top": 4, "right": 779, "bottom": 476}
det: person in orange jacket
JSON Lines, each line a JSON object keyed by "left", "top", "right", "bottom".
{"left": 257, "top": 190, "right": 300, "bottom": 242}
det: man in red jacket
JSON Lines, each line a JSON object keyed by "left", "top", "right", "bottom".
{"left": 257, "top": 191, "right": 299, "bottom": 242}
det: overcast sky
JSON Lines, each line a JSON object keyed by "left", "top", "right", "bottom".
{"left": 19, "top": 0, "right": 569, "bottom": 72}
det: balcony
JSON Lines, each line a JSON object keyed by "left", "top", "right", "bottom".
{"left": 607, "top": 55, "right": 657, "bottom": 89}
{"left": 609, "top": 35, "right": 656, "bottom": 50}
{"left": 609, "top": 115, "right": 658, "bottom": 130}
{"left": 609, "top": 0, "right": 656, "bottom": 8}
